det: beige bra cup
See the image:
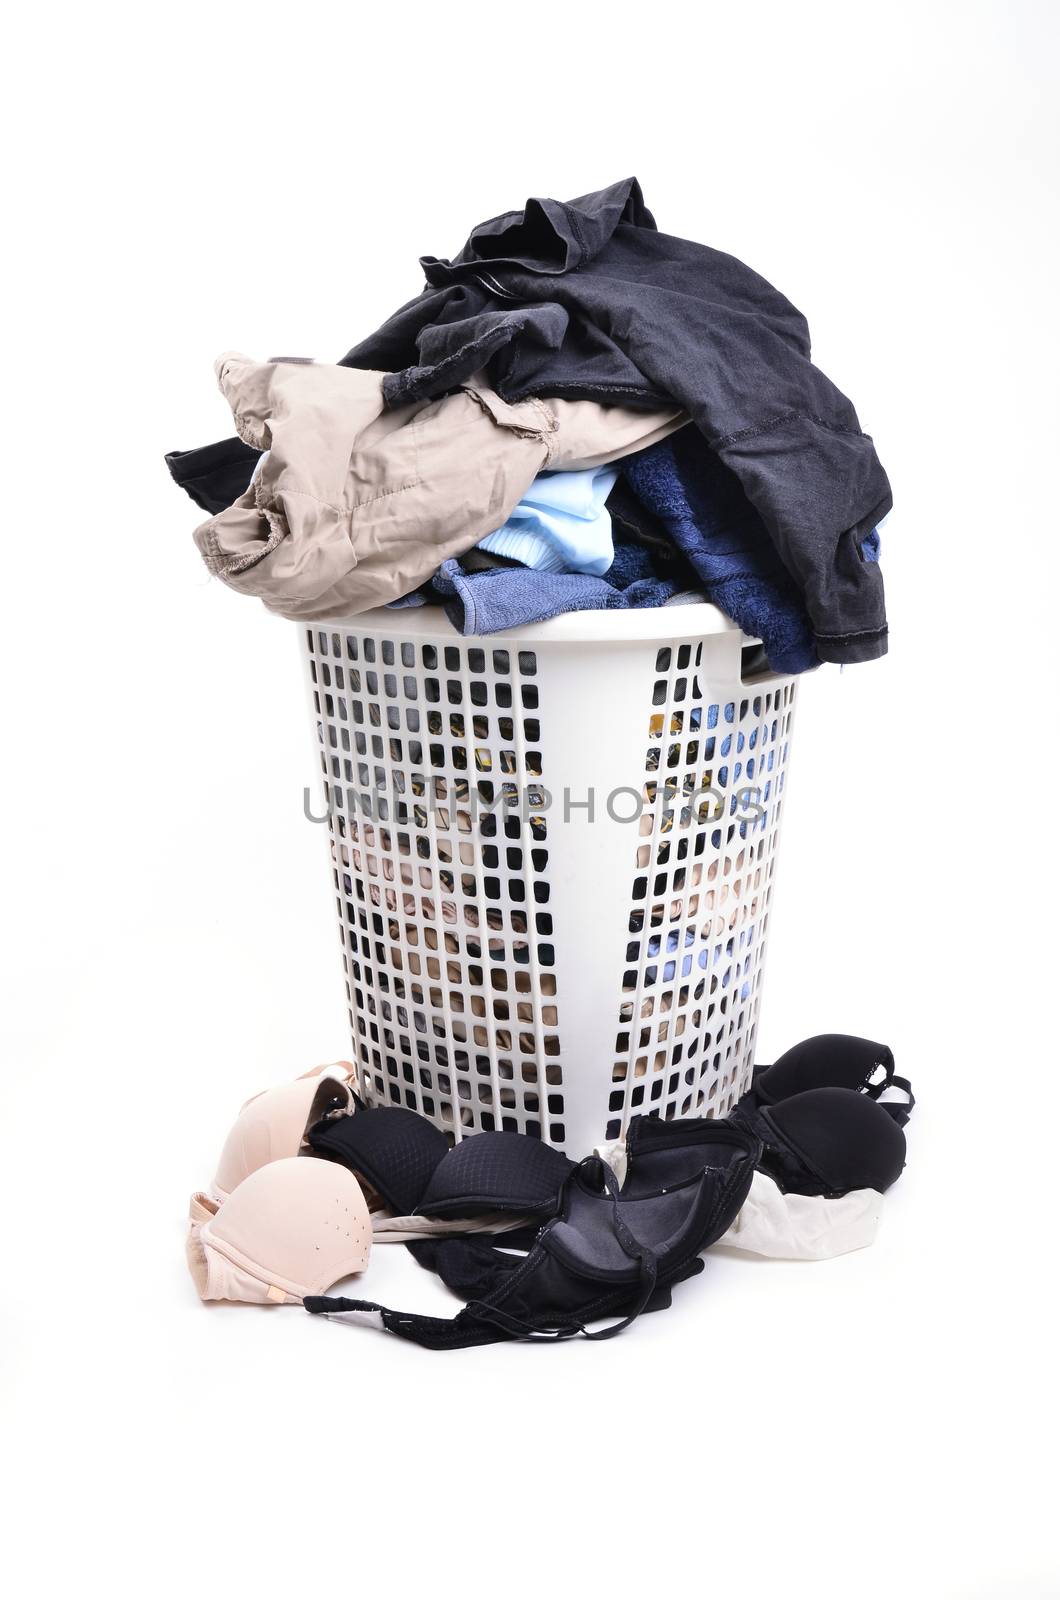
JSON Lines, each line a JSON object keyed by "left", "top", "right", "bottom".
{"left": 211, "top": 1062, "right": 356, "bottom": 1202}
{"left": 187, "top": 1156, "right": 371, "bottom": 1305}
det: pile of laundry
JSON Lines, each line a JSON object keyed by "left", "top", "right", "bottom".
{"left": 167, "top": 177, "right": 891, "bottom": 674}
{"left": 187, "top": 1035, "right": 914, "bottom": 1347}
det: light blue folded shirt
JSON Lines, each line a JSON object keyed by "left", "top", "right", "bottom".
{"left": 478, "top": 465, "right": 619, "bottom": 575}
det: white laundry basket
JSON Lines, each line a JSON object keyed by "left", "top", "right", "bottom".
{"left": 302, "top": 604, "right": 798, "bottom": 1158}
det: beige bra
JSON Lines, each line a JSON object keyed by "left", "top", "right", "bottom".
{"left": 187, "top": 1157, "right": 372, "bottom": 1304}
{"left": 209, "top": 1061, "right": 354, "bottom": 1202}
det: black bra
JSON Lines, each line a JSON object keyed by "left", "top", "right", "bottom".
{"left": 306, "top": 1114, "right": 760, "bottom": 1348}
{"left": 303, "top": 1033, "right": 913, "bottom": 1348}
{"left": 737, "top": 1033, "right": 914, "bottom": 1124}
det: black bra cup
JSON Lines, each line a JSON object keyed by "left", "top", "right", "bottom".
{"left": 621, "top": 1113, "right": 753, "bottom": 1196}
{"left": 748, "top": 1087, "right": 907, "bottom": 1196}
{"left": 747, "top": 1034, "right": 894, "bottom": 1105}
{"left": 306, "top": 1105, "right": 449, "bottom": 1215}
{"left": 405, "top": 1117, "right": 759, "bottom": 1318}
{"left": 739, "top": 1034, "right": 913, "bottom": 1126}
{"left": 417, "top": 1131, "right": 576, "bottom": 1218}
{"left": 546, "top": 1120, "right": 758, "bottom": 1280}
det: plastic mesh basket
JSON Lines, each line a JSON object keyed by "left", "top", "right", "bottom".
{"left": 302, "top": 604, "right": 797, "bottom": 1157}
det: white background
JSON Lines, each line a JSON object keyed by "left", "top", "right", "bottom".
{"left": 3, "top": 1, "right": 1058, "bottom": 1594}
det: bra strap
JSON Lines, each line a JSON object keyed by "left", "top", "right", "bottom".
{"left": 305, "top": 1163, "right": 663, "bottom": 1348}
{"left": 865, "top": 1070, "right": 915, "bottom": 1126}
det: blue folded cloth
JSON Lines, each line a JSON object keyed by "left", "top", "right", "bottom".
{"left": 620, "top": 431, "right": 819, "bottom": 674}
{"left": 391, "top": 431, "right": 873, "bottom": 668}
{"left": 390, "top": 525, "right": 696, "bottom": 634}
{"left": 477, "top": 465, "right": 619, "bottom": 575}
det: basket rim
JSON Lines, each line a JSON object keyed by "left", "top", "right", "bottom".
{"left": 296, "top": 598, "right": 747, "bottom": 647}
